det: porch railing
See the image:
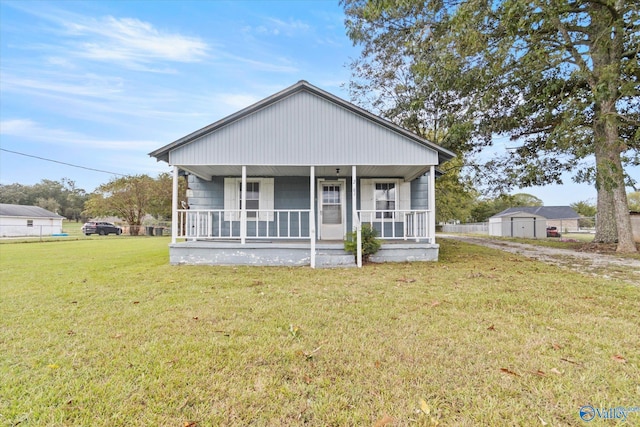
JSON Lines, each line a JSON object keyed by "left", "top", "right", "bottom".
{"left": 178, "top": 209, "right": 310, "bottom": 239}
{"left": 177, "top": 209, "right": 432, "bottom": 242}
{"left": 357, "top": 210, "right": 431, "bottom": 241}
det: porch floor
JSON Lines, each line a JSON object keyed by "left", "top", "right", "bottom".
{"left": 169, "top": 239, "right": 439, "bottom": 267}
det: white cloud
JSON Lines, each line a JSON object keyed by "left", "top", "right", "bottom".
{"left": 63, "top": 16, "right": 210, "bottom": 69}
{"left": 243, "top": 17, "right": 311, "bottom": 37}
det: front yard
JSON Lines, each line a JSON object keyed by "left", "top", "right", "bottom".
{"left": 1, "top": 237, "right": 638, "bottom": 426}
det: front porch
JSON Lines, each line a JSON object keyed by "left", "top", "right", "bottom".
{"left": 169, "top": 239, "right": 440, "bottom": 268}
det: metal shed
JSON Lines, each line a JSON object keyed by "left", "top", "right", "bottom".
{"left": 489, "top": 211, "right": 547, "bottom": 238}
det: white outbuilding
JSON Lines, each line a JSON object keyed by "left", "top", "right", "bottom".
{"left": 0, "top": 203, "right": 64, "bottom": 237}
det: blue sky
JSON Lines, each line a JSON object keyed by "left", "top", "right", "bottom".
{"left": 0, "top": 0, "right": 631, "bottom": 206}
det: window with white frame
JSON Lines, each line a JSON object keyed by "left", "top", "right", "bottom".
{"left": 27, "top": 219, "right": 34, "bottom": 227}
{"left": 240, "top": 182, "right": 260, "bottom": 218}
{"left": 375, "top": 182, "right": 396, "bottom": 218}
{"left": 224, "top": 177, "right": 274, "bottom": 221}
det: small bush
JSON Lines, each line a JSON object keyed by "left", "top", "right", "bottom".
{"left": 344, "top": 224, "right": 381, "bottom": 263}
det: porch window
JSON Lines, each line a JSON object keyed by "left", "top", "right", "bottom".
{"left": 375, "top": 182, "right": 396, "bottom": 218}
{"left": 240, "top": 182, "right": 260, "bottom": 218}
{"left": 224, "top": 177, "right": 274, "bottom": 221}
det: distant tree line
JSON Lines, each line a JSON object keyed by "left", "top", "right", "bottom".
{"left": 0, "top": 178, "right": 89, "bottom": 221}
{"left": 0, "top": 174, "right": 186, "bottom": 234}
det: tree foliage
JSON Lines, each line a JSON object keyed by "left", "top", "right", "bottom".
{"left": 468, "top": 193, "right": 542, "bottom": 222}
{"left": 83, "top": 174, "right": 185, "bottom": 235}
{"left": 84, "top": 175, "right": 156, "bottom": 235}
{"left": 0, "top": 178, "right": 88, "bottom": 220}
{"left": 343, "top": 0, "right": 639, "bottom": 252}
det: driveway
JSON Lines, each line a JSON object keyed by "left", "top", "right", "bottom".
{"left": 439, "top": 234, "right": 640, "bottom": 286}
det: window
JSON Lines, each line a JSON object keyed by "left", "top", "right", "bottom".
{"left": 375, "top": 182, "right": 396, "bottom": 218}
{"left": 240, "top": 182, "right": 260, "bottom": 218}
{"left": 224, "top": 177, "right": 274, "bottom": 221}
{"left": 27, "top": 220, "right": 34, "bottom": 227}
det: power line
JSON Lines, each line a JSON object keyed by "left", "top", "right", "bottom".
{"left": 0, "top": 148, "right": 127, "bottom": 177}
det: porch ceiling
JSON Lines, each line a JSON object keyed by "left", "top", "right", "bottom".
{"left": 179, "top": 164, "right": 430, "bottom": 181}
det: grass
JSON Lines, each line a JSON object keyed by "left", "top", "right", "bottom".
{"left": 1, "top": 238, "right": 639, "bottom": 426}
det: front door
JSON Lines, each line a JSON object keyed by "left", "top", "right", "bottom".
{"left": 319, "top": 181, "right": 345, "bottom": 240}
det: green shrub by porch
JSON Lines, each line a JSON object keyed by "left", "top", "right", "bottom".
{"left": 344, "top": 223, "right": 381, "bottom": 263}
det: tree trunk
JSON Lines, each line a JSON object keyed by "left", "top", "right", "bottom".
{"left": 593, "top": 184, "right": 617, "bottom": 243}
{"left": 590, "top": 1, "right": 637, "bottom": 253}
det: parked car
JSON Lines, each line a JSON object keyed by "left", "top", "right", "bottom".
{"left": 546, "top": 226, "right": 561, "bottom": 238}
{"left": 82, "top": 221, "right": 122, "bottom": 236}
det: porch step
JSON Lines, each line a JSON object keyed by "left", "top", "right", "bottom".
{"left": 315, "top": 254, "right": 356, "bottom": 267}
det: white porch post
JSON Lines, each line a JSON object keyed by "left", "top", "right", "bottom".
{"left": 353, "top": 165, "right": 362, "bottom": 268}
{"left": 429, "top": 165, "right": 436, "bottom": 244}
{"left": 310, "top": 166, "right": 316, "bottom": 268}
{"left": 171, "top": 166, "right": 179, "bottom": 244}
{"left": 241, "top": 165, "right": 247, "bottom": 245}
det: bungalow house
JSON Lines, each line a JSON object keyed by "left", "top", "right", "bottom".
{"left": 149, "top": 81, "right": 455, "bottom": 267}
{"left": 0, "top": 203, "right": 64, "bottom": 237}
{"left": 489, "top": 206, "right": 581, "bottom": 238}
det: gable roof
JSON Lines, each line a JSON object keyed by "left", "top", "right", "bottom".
{"left": 492, "top": 206, "right": 580, "bottom": 220}
{"left": 0, "top": 203, "right": 63, "bottom": 219}
{"left": 149, "top": 80, "right": 455, "bottom": 169}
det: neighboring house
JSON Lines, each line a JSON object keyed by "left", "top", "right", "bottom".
{"left": 489, "top": 206, "right": 581, "bottom": 238}
{"left": 0, "top": 203, "right": 64, "bottom": 237}
{"left": 150, "top": 80, "right": 455, "bottom": 267}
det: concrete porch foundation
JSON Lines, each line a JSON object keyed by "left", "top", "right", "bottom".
{"left": 169, "top": 240, "right": 439, "bottom": 267}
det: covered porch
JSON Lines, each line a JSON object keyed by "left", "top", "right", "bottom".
{"left": 169, "top": 164, "right": 438, "bottom": 268}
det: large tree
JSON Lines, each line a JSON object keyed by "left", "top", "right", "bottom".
{"left": 343, "top": 0, "right": 639, "bottom": 252}
{"left": 84, "top": 175, "right": 156, "bottom": 235}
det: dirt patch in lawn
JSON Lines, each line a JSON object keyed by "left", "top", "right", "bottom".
{"left": 439, "top": 235, "right": 640, "bottom": 286}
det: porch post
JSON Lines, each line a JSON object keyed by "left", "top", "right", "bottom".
{"left": 429, "top": 165, "right": 436, "bottom": 244}
{"left": 310, "top": 166, "right": 316, "bottom": 268}
{"left": 241, "top": 165, "right": 247, "bottom": 245}
{"left": 353, "top": 165, "right": 362, "bottom": 268}
{"left": 171, "top": 166, "right": 179, "bottom": 244}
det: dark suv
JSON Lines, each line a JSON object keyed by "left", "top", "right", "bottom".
{"left": 82, "top": 221, "right": 122, "bottom": 236}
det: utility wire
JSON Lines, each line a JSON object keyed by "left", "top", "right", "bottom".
{"left": 0, "top": 148, "right": 127, "bottom": 177}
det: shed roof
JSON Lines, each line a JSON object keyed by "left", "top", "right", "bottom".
{"left": 0, "top": 203, "right": 64, "bottom": 218}
{"left": 492, "top": 206, "right": 580, "bottom": 220}
{"left": 149, "top": 81, "right": 455, "bottom": 180}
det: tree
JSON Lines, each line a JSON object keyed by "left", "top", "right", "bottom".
{"left": 343, "top": 0, "right": 639, "bottom": 252}
{"left": 512, "top": 193, "right": 543, "bottom": 207}
{"left": 35, "top": 197, "right": 60, "bottom": 214}
{"left": 0, "top": 178, "right": 88, "bottom": 220}
{"left": 571, "top": 200, "right": 597, "bottom": 218}
{"left": 572, "top": 199, "right": 597, "bottom": 228}
{"left": 84, "top": 175, "right": 156, "bottom": 235}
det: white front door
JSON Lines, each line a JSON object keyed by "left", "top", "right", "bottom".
{"left": 319, "top": 181, "right": 346, "bottom": 240}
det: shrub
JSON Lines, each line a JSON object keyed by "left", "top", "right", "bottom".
{"left": 344, "top": 224, "right": 381, "bottom": 263}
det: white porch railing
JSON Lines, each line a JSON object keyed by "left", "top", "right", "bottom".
{"left": 178, "top": 209, "right": 310, "bottom": 239}
{"left": 357, "top": 210, "right": 431, "bottom": 241}
{"left": 178, "top": 209, "right": 433, "bottom": 241}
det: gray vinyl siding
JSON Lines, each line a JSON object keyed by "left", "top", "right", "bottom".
{"left": 169, "top": 91, "right": 439, "bottom": 167}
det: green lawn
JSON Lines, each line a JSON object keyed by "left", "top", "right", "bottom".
{"left": 1, "top": 238, "right": 638, "bottom": 426}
